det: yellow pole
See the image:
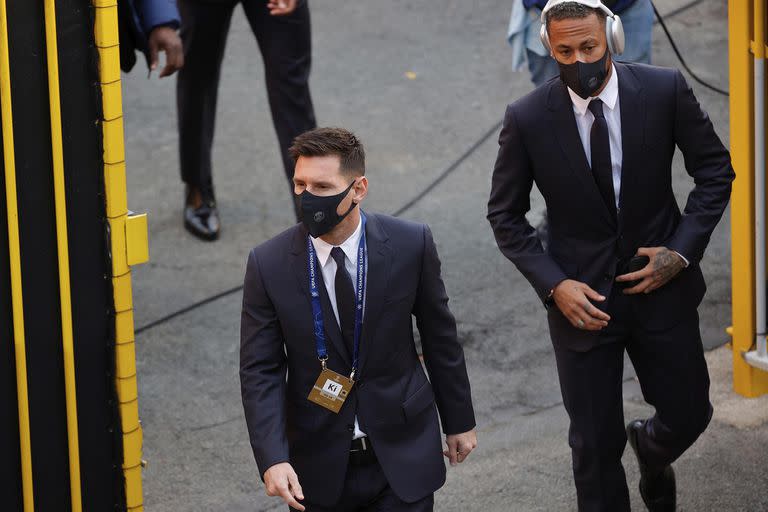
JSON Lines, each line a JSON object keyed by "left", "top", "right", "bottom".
{"left": 94, "top": 2, "right": 146, "bottom": 508}
{"left": 731, "top": 0, "right": 768, "bottom": 397}
{"left": 0, "top": 0, "right": 35, "bottom": 509}
{"left": 757, "top": 0, "right": 766, "bottom": 61}
{"left": 43, "top": 0, "right": 83, "bottom": 508}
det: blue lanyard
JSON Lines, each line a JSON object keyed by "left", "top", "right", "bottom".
{"left": 307, "top": 213, "right": 367, "bottom": 380}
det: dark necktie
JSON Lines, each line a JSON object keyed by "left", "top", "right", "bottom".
{"left": 587, "top": 99, "right": 617, "bottom": 218}
{"left": 331, "top": 247, "right": 355, "bottom": 357}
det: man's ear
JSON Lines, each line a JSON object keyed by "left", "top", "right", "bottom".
{"left": 353, "top": 176, "right": 368, "bottom": 202}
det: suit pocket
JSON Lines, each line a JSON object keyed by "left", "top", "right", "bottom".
{"left": 383, "top": 292, "right": 415, "bottom": 308}
{"left": 402, "top": 380, "right": 435, "bottom": 421}
{"left": 636, "top": 266, "right": 706, "bottom": 331}
{"left": 286, "top": 398, "right": 322, "bottom": 432}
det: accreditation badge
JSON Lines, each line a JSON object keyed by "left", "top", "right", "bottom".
{"left": 308, "top": 368, "right": 355, "bottom": 413}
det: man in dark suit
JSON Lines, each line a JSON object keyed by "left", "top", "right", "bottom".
{"left": 487, "top": 1, "right": 734, "bottom": 511}
{"left": 177, "top": 0, "right": 317, "bottom": 241}
{"left": 240, "top": 127, "right": 477, "bottom": 511}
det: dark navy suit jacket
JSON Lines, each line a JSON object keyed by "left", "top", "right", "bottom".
{"left": 240, "top": 212, "right": 475, "bottom": 506}
{"left": 488, "top": 62, "right": 735, "bottom": 351}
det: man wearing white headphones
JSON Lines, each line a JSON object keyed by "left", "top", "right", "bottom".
{"left": 508, "top": 0, "right": 653, "bottom": 87}
{"left": 488, "top": 1, "right": 734, "bottom": 511}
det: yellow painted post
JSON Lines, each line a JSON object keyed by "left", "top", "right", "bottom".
{"left": 731, "top": 0, "right": 768, "bottom": 397}
{"left": 94, "top": 0, "right": 147, "bottom": 509}
{"left": 730, "top": 0, "right": 755, "bottom": 395}
{"left": 0, "top": 0, "right": 35, "bottom": 508}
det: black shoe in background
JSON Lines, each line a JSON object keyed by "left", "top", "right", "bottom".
{"left": 626, "top": 419, "right": 677, "bottom": 512}
{"left": 184, "top": 186, "right": 220, "bottom": 241}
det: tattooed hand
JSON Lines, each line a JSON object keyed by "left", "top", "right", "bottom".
{"left": 615, "top": 247, "right": 686, "bottom": 295}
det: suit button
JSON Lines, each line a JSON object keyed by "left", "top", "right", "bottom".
{"left": 347, "top": 424, "right": 354, "bottom": 432}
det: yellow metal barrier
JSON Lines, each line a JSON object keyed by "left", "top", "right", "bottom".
{"left": 730, "top": 0, "right": 768, "bottom": 397}
{"left": 94, "top": 0, "right": 148, "bottom": 508}
{"left": 0, "top": 1, "right": 35, "bottom": 508}
{"left": 0, "top": 1, "right": 148, "bottom": 506}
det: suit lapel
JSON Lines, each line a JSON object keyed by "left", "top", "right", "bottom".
{"left": 615, "top": 62, "right": 646, "bottom": 228}
{"left": 289, "top": 224, "right": 352, "bottom": 368}
{"left": 547, "top": 77, "right": 617, "bottom": 228}
{"left": 289, "top": 224, "right": 312, "bottom": 305}
{"left": 357, "top": 213, "right": 391, "bottom": 375}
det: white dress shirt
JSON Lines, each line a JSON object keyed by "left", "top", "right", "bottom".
{"left": 566, "top": 65, "right": 689, "bottom": 265}
{"left": 567, "top": 63, "right": 623, "bottom": 209}
{"left": 310, "top": 217, "right": 368, "bottom": 439}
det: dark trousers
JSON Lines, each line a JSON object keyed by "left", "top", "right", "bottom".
{"left": 292, "top": 459, "right": 434, "bottom": 512}
{"left": 553, "top": 290, "right": 713, "bottom": 512}
{"left": 176, "top": 0, "right": 316, "bottom": 216}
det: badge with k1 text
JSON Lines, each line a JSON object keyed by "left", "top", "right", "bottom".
{"left": 308, "top": 368, "right": 354, "bottom": 413}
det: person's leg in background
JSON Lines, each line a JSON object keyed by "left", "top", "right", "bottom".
{"left": 242, "top": 0, "right": 317, "bottom": 221}
{"left": 526, "top": 47, "right": 560, "bottom": 87}
{"left": 176, "top": 0, "right": 236, "bottom": 240}
{"left": 524, "top": 6, "right": 560, "bottom": 88}
{"left": 613, "top": 0, "right": 654, "bottom": 65}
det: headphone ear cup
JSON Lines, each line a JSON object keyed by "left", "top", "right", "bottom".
{"left": 540, "top": 23, "right": 552, "bottom": 54}
{"left": 608, "top": 15, "right": 625, "bottom": 55}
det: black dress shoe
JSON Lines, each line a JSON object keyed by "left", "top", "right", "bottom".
{"left": 184, "top": 188, "right": 220, "bottom": 241}
{"left": 627, "top": 420, "right": 677, "bottom": 512}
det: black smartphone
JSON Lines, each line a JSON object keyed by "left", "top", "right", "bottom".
{"left": 623, "top": 255, "right": 650, "bottom": 288}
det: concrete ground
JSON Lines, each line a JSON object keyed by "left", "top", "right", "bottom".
{"left": 120, "top": 0, "right": 768, "bottom": 510}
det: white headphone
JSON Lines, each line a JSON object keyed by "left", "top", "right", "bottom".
{"left": 540, "top": 0, "right": 625, "bottom": 56}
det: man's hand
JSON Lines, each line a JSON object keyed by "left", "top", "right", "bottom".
{"left": 615, "top": 247, "right": 685, "bottom": 295}
{"left": 148, "top": 26, "right": 184, "bottom": 78}
{"left": 553, "top": 279, "right": 610, "bottom": 331}
{"left": 263, "top": 462, "right": 305, "bottom": 511}
{"left": 268, "top": 0, "right": 297, "bottom": 15}
{"left": 443, "top": 429, "right": 477, "bottom": 467}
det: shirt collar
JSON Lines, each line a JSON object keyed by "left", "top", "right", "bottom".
{"left": 567, "top": 61, "right": 619, "bottom": 116}
{"left": 310, "top": 216, "right": 364, "bottom": 268}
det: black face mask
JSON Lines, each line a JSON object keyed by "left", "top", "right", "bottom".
{"left": 557, "top": 49, "right": 610, "bottom": 100}
{"left": 299, "top": 181, "right": 358, "bottom": 237}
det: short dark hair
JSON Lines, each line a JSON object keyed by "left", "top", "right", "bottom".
{"left": 545, "top": 2, "right": 606, "bottom": 27}
{"left": 289, "top": 127, "right": 365, "bottom": 177}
